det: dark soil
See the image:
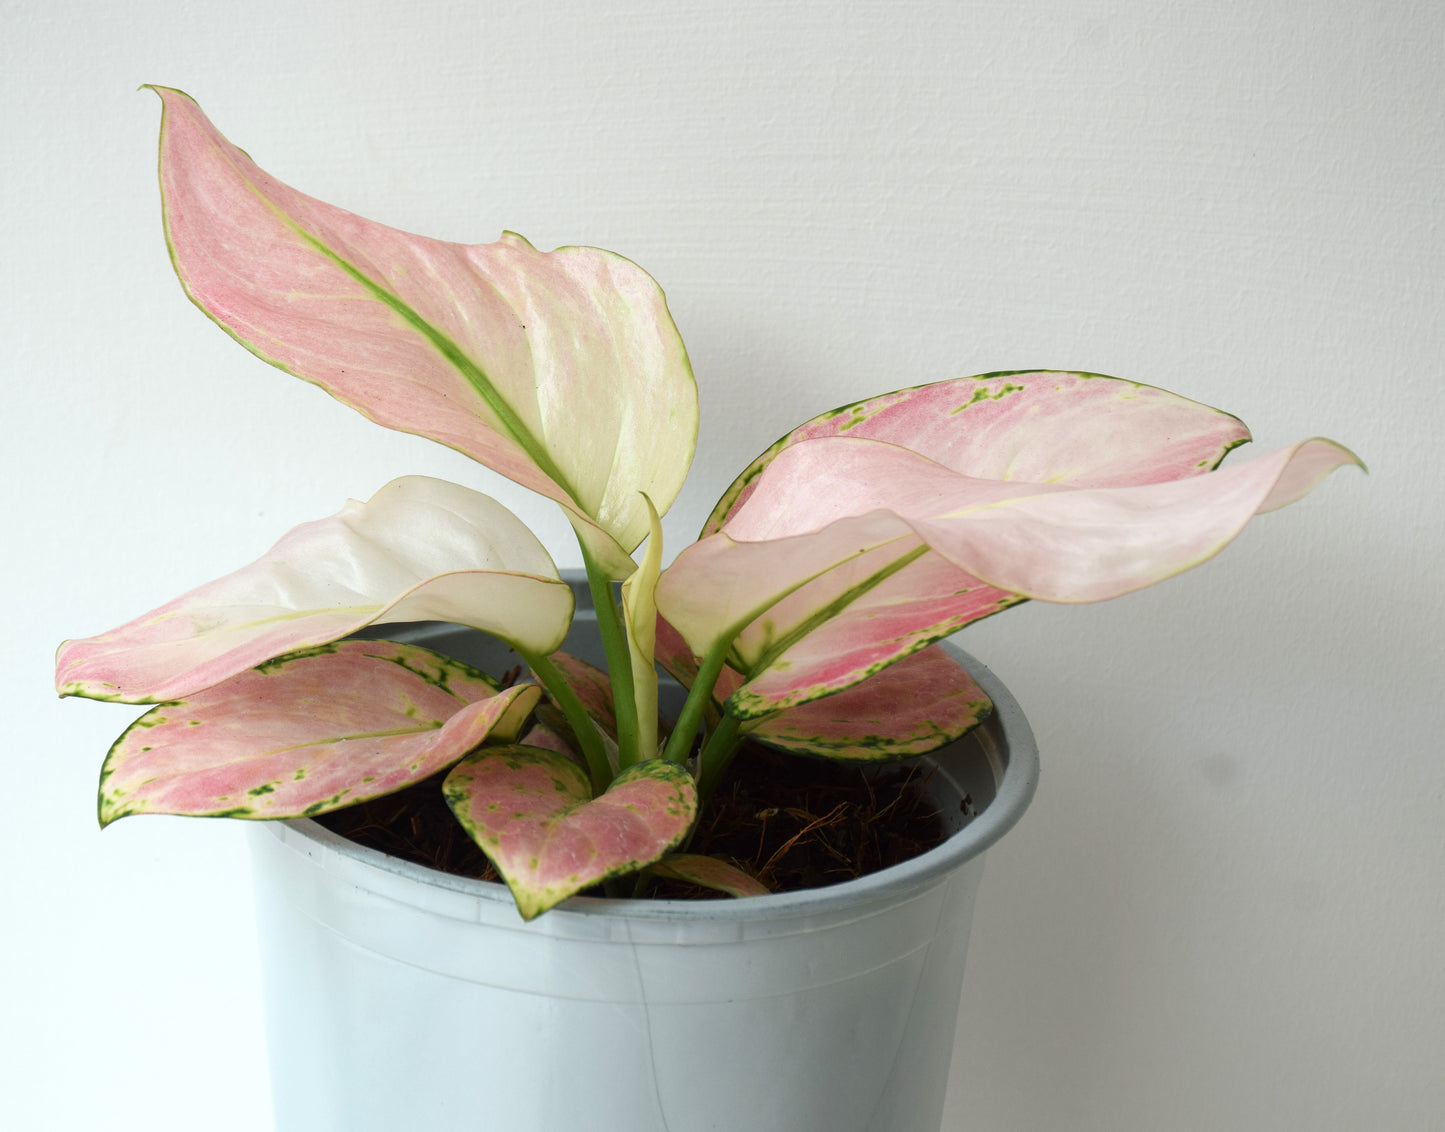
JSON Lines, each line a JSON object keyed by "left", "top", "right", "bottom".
{"left": 317, "top": 742, "right": 948, "bottom": 900}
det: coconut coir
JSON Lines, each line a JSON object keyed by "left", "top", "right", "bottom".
{"left": 317, "top": 742, "right": 948, "bottom": 899}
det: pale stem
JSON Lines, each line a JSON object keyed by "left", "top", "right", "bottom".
{"left": 660, "top": 643, "right": 731, "bottom": 766}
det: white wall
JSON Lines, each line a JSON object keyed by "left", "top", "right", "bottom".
{"left": 5, "top": 2, "right": 1441, "bottom": 1128}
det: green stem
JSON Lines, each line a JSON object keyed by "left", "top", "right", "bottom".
{"left": 745, "top": 543, "right": 931, "bottom": 677}
{"left": 581, "top": 544, "right": 642, "bottom": 767}
{"left": 523, "top": 649, "right": 612, "bottom": 796}
{"left": 696, "top": 714, "right": 744, "bottom": 800}
{"left": 660, "top": 644, "right": 731, "bottom": 765}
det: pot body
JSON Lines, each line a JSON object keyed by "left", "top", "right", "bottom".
{"left": 250, "top": 580, "right": 1037, "bottom": 1132}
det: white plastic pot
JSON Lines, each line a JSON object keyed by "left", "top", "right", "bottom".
{"left": 249, "top": 579, "right": 1037, "bottom": 1132}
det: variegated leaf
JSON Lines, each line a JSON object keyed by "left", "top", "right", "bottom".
{"left": 737, "top": 645, "right": 992, "bottom": 758}
{"left": 544, "top": 651, "right": 618, "bottom": 740}
{"left": 651, "top": 854, "right": 770, "bottom": 897}
{"left": 655, "top": 617, "right": 989, "bottom": 758}
{"left": 56, "top": 476, "right": 571, "bottom": 704}
{"left": 659, "top": 435, "right": 1360, "bottom": 716}
{"left": 98, "top": 640, "right": 539, "bottom": 825}
{"left": 150, "top": 87, "right": 697, "bottom": 575}
{"left": 704, "top": 371, "right": 1252, "bottom": 534}
{"left": 443, "top": 748, "right": 697, "bottom": 919}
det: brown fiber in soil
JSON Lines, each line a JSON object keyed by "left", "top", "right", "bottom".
{"left": 317, "top": 742, "right": 947, "bottom": 900}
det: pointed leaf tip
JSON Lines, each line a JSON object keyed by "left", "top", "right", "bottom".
{"left": 55, "top": 476, "right": 570, "bottom": 703}
{"left": 151, "top": 89, "right": 697, "bottom": 569}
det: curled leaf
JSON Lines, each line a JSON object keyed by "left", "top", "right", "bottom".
{"left": 660, "top": 433, "right": 1360, "bottom": 715}
{"left": 56, "top": 476, "right": 571, "bottom": 704}
{"left": 620, "top": 494, "right": 664, "bottom": 760}
{"left": 150, "top": 86, "right": 697, "bottom": 574}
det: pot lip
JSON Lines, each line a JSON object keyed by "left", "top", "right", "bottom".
{"left": 271, "top": 639, "right": 1038, "bottom": 926}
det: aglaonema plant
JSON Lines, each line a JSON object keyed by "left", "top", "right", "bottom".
{"left": 56, "top": 88, "right": 1363, "bottom": 919}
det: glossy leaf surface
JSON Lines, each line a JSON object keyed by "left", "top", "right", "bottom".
{"left": 99, "top": 641, "right": 538, "bottom": 825}
{"left": 444, "top": 749, "right": 697, "bottom": 919}
{"left": 151, "top": 87, "right": 697, "bottom": 574}
{"left": 56, "top": 476, "right": 571, "bottom": 704}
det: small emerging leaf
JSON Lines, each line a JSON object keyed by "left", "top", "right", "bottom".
{"left": 99, "top": 641, "right": 538, "bottom": 826}
{"left": 620, "top": 495, "right": 664, "bottom": 760}
{"left": 651, "top": 854, "right": 770, "bottom": 897}
{"left": 444, "top": 749, "right": 697, "bottom": 919}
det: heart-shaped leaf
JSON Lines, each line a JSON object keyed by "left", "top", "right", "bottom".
{"left": 150, "top": 87, "right": 697, "bottom": 575}
{"left": 56, "top": 476, "right": 571, "bottom": 704}
{"left": 651, "top": 854, "right": 770, "bottom": 897}
{"left": 98, "top": 640, "right": 539, "bottom": 826}
{"left": 444, "top": 748, "right": 697, "bottom": 919}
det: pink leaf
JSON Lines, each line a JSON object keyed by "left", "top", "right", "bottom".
{"left": 150, "top": 87, "right": 696, "bottom": 574}
{"left": 658, "top": 616, "right": 992, "bottom": 759}
{"left": 545, "top": 651, "right": 617, "bottom": 740}
{"left": 660, "top": 433, "right": 1360, "bottom": 715}
{"left": 443, "top": 749, "right": 697, "bottom": 919}
{"left": 651, "top": 854, "right": 770, "bottom": 897}
{"left": 740, "top": 645, "right": 992, "bottom": 757}
{"left": 664, "top": 372, "right": 1260, "bottom": 714}
{"left": 55, "top": 476, "right": 571, "bottom": 704}
{"left": 705, "top": 371, "right": 1252, "bottom": 534}
{"left": 98, "top": 641, "right": 539, "bottom": 826}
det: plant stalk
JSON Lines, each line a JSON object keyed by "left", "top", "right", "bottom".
{"left": 522, "top": 649, "right": 613, "bottom": 796}
{"left": 581, "top": 544, "right": 642, "bottom": 767}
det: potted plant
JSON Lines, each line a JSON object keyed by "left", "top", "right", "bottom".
{"left": 56, "top": 88, "right": 1360, "bottom": 1132}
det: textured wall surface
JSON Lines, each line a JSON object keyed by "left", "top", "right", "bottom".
{"left": 5, "top": 2, "right": 1441, "bottom": 1128}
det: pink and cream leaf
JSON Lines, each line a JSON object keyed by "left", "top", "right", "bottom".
{"left": 443, "top": 750, "right": 697, "bottom": 919}
{"left": 658, "top": 436, "right": 1361, "bottom": 713}
{"left": 55, "top": 476, "right": 571, "bottom": 704}
{"left": 651, "top": 854, "right": 770, "bottom": 897}
{"left": 98, "top": 641, "right": 539, "bottom": 826}
{"left": 150, "top": 86, "right": 697, "bottom": 574}
{"left": 704, "top": 371, "right": 1252, "bottom": 534}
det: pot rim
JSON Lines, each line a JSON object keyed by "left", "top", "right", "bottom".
{"left": 270, "top": 637, "right": 1038, "bottom": 927}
